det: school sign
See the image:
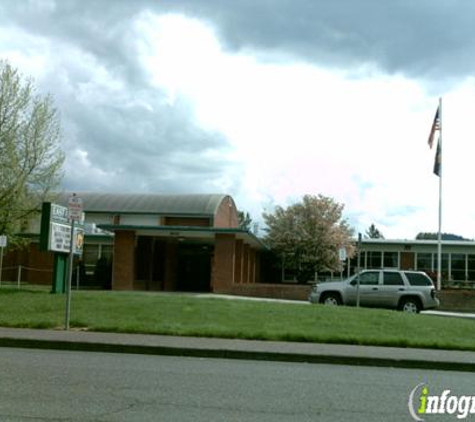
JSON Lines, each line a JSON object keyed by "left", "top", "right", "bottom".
{"left": 40, "top": 202, "right": 84, "bottom": 255}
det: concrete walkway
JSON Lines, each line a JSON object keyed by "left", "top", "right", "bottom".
{"left": 198, "top": 294, "right": 475, "bottom": 319}
{"left": 423, "top": 310, "right": 475, "bottom": 319}
{"left": 1, "top": 327, "right": 475, "bottom": 373}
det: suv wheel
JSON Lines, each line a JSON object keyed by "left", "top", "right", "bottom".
{"left": 399, "top": 297, "right": 421, "bottom": 314}
{"left": 321, "top": 293, "right": 341, "bottom": 306}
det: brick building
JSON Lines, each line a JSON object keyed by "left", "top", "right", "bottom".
{"left": 6, "top": 193, "right": 265, "bottom": 292}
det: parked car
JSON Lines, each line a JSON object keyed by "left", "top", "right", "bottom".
{"left": 308, "top": 269, "right": 439, "bottom": 313}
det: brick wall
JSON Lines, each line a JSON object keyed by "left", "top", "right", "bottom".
{"left": 25, "top": 243, "right": 54, "bottom": 284}
{"left": 2, "top": 243, "right": 54, "bottom": 285}
{"left": 214, "top": 196, "right": 239, "bottom": 228}
{"left": 437, "top": 289, "right": 475, "bottom": 312}
{"left": 212, "top": 234, "right": 236, "bottom": 290}
{"left": 112, "top": 230, "right": 135, "bottom": 290}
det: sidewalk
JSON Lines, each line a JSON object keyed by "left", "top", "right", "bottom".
{"left": 1, "top": 326, "right": 475, "bottom": 372}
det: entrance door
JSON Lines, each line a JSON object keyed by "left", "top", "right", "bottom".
{"left": 177, "top": 244, "right": 212, "bottom": 292}
{"left": 401, "top": 252, "right": 415, "bottom": 270}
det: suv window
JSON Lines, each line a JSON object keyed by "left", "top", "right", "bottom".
{"left": 405, "top": 272, "right": 433, "bottom": 286}
{"left": 358, "top": 271, "right": 379, "bottom": 285}
{"left": 383, "top": 272, "right": 404, "bottom": 286}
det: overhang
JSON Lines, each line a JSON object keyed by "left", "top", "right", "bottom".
{"left": 97, "top": 224, "right": 268, "bottom": 249}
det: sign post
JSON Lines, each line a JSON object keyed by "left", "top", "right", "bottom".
{"left": 65, "top": 194, "right": 83, "bottom": 331}
{"left": 0, "top": 235, "right": 6, "bottom": 286}
{"left": 39, "top": 202, "right": 85, "bottom": 293}
{"left": 356, "top": 233, "right": 362, "bottom": 308}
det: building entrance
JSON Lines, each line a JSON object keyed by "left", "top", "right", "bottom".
{"left": 177, "top": 244, "right": 212, "bottom": 292}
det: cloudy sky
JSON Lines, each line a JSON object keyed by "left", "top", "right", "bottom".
{"left": 1, "top": 0, "right": 475, "bottom": 239}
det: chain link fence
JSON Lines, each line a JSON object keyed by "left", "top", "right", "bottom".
{"left": 0, "top": 265, "right": 53, "bottom": 289}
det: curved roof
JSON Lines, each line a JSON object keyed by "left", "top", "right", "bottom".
{"left": 56, "top": 192, "right": 232, "bottom": 216}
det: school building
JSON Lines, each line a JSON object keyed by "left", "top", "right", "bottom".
{"left": 356, "top": 238, "right": 475, "bottom": 287}
{"left": 3, "top": 193, "right": 266, "bottom": 293}
{"left": 3, "top": 192, "right": 475, "bottom": 293}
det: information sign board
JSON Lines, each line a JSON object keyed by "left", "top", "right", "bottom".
{"left": 40, "top": 202, "right": 84, "bottom": 255}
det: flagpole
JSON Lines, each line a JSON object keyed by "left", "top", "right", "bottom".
{"left": 437, "top": 97, "right": 443, "bottom": 291}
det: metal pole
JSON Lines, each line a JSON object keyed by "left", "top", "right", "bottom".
{"left": 17, "top": 265, "right": 22, "bottom": 289}
{"left": 437, "top": 97, "right": 443, "bottom": 291}
{"left": 76, "top": 263, "right": 80, "bottom": 290}
{"left": 356, "top": 233, "right": 362, "bottom": 307}
{"left": 65, "top": 220, "right": 75, "bottom": 330}
{"left": 0, "top": 246, "right": 3, "bottom": 286}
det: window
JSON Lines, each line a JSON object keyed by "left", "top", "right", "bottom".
{"left": 434, "top": 253, "right": 449, "bottom": 271}
{"left": 451, "top": 254, "right": 466, "bottom": 282}
{"left": 383, "top": 272, "right": 404, "bottom": 286}
{"left": 434, "top": 253, "right": 449, "bottom": 282}
{"left": 100, "top": 245, "right": 113, "bottom": 262}
{"left": 468, "top": 255, "right": 475, "bottom": 281}
{"left": 405, "top": 272, "right": 433, "bottom": 286}
{"left": 83, "top": 245, "right": 99, "bottom": 265}
{"left": 383, "top": 252, "right": 398, "bottom": 268}
{"left": 358, "top": 271, "right": 379, "bottom": 285}
{"left": 349, "top": 254, "right": 361, "bottom": 275}
{"left": 416, "top": 253, "right": 432, "bottom": 273}
{"left": 367, "top": 251, "right": 381, "bottom": 269}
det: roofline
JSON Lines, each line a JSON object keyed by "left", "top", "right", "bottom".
{"left": 360, "top": 238, "right": 475, "bottom": 247}
{"left": 51, "top": 192, "right": 232, "bottom": 217}
{"left": 207, "top": 194, "right": 234, "bottom": 216}
{"left": 97, "top": 224, "right": 268, "bottom": 249}
{"left": 86, "top": 211, "right": 214, "bottom": 218}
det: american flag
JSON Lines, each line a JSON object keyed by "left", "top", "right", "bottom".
{"left": 433, "top": 138, "right": 441, "bottom": 177}
{"left": 428, "top": 106, "right": 440, "bottom": 149}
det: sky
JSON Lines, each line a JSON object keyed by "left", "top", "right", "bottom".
{"left": 1, "top": 0, "right": 475, "bottom": 239}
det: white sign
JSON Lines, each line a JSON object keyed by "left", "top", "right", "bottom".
{"left": 68, "top": 195, "right": 83, "bottom": 221}
{"left": 0, "top": 235, "right": 6, "bottom": 248}
{"left": 338, "top": 247, "right": 347, "bottom": 262}
{"left": 50, "top": 223, "right": 71, "bottom": 253}
{"left": 40, "top": 202, "right": 84, "bottom": 255}
{"left": 49, "top": 223, "right": 84, "bottom": 255}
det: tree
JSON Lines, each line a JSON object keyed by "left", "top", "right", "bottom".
{"left": 263, "top": 194, "right": 355, "bottom": 283}
{"left": 416, "top": 232, "right": 468, "bottom": 241}
{"left": 237, "top": 210, "right": 253, "bottom": 231}
{"left": 0, "top": 60, "right": 64, "bottom": 242}
{"left": 365, "top": 224, "right": 384, "bottom": 239}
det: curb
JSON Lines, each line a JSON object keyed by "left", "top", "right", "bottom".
{"left": 2, "top": 335, "right": 475, "bottom": 373}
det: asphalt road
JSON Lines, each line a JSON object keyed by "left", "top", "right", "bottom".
{"left": 1, "top": 347, "right": 474, "bottom": 421}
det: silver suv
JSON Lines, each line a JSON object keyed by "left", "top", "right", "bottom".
{"left": 308, "top": 269, "right": 439, "bottom": 313}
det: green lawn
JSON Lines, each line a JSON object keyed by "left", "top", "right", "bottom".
{"left": 0, "top": 288, "right": 474, "bottom": 351}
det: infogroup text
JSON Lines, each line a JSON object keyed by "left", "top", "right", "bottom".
{"left": 409, "top": 383, "right": 475, "bottom": 420}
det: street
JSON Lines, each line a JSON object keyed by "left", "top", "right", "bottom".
{"left": 0, "top": 347, "right": 473, "bottom": 421}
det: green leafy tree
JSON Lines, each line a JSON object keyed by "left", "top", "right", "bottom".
{"left": 237, "top": 210, "right": 253, "bottom": 231}
{"left": 0, "top": 60, "right": 64, "bottom": 242}
{"left": 263, "top": 194, "right": 355, "bottom": 283}
{"left": 365, "top": 224, "right": 384, "bottom": 239}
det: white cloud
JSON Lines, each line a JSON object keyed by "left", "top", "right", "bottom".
{"left": 135, "top": 12, "right": 475, "bottom": 239}
{"left": 3, "top": 5, "right": 475, "bottom": 240}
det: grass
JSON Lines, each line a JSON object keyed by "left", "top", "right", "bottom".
{"left": 1, "top": 288, "right": 475, "bottom": 351}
